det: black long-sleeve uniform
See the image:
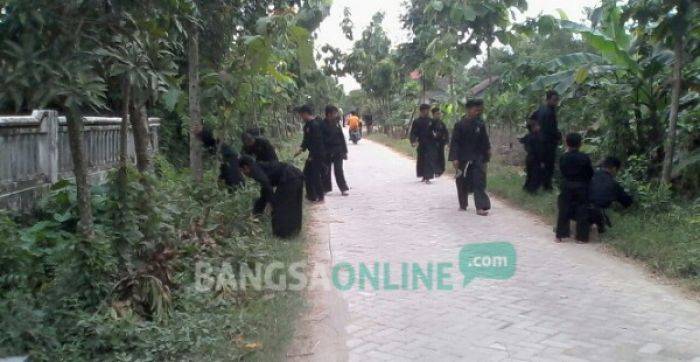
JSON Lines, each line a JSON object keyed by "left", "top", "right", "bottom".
{"left": 532, "top": 105, "right": 561, "bottom": 190}
{"left": 243, "top": 136, "right": 278, "bottom": 162}
{"left": 248, "top": 161, "right": 304, "bottom": 238}
{"left": 321, "top": 118, "right": 349, "bottom": 192}
{"left": 448, "top": 116, "right": 491, "bottom": 211}
{"left": 409, "top": 116, "right": 439, "bottom": 180}
{"left": 555, "top": 150, "right": 594, "bottom": 241}
{"left": 431, "top": 118, "right": 449, "bottom": 176}
{"left": 520, "top": 130, "right": 546, "bottom": 193}
{"left": 301, "top": 117, "right": 326, "bottom": 201}
{"left": 586, "top": 168, "right": 633, "bottom": 234}
{"left": 219, "top": 144, "right": 244, "bottom": 189}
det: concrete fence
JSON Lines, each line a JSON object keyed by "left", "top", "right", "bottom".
{"left": 0, "top": 110, "right": 160, "bottom": 211}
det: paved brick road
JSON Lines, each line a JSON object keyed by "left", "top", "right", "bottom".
{"left": 315, "top": 136, "right": 700, "bottom": 362}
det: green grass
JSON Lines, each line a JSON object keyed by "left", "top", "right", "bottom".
{"left": 368, "top": 133, "right": 700, "bottom": 292}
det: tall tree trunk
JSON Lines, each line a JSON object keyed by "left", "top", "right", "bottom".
{"left": 188, "top": 25, "right": 203, "bottom": 182}
{"left": 661, "top": 39, "right": 683, "bottom": 184}
{"left": 129, "top": 100, "right": 151, "bottom": 173}
{"left": 66, "top": 109, "right": 94, "bottom": 240}
{"left": 118, "top": 77, "right": 130, "bottom": 196}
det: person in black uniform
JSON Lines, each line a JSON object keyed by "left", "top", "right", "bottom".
{"left": 587, "top": 156, "right": 633, "bottom": 235}
{"left": 555, "top": 133, "right": 594, "bottom": 243}
{"left": 520, "top": 120, "right": 546, "bottom": 193}
{"left": 239, "top": 156, "right": 304, "bottom": 238}
{"left": 448, "top": 99, "right": 491, "bottom": 215}
{"left": 530, "top": 90, "right": 562, "bottom": 191}
{"left": 242, "top": 131, "right": 278, "bottom": 162}
{"left": 409, "top": 104, "right": 439, "bottom": 183}
{"left": 431, "top": 107, "right": 450, "bottom": 177}
{"left": 294, "top": 104, "right": 326, "bottom": 203}
{"left": 321, "top": 105, "right": 350, "bottom": 196}
{"left": 195, "top": 127, "right": 244, "bottom": 189}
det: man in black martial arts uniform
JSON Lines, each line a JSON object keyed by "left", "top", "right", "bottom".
{"left": 431, "top": 107, "right": 450, "bottom": 177}
{"left": 449, "top": 99, "right": 492, "bottom": 215}
{"left": 410, "top": 104, "right": 439, "bottom": 183}
{"left": 586, "top": 156, "right": 633, "bottom": 235}
{"left": 520, "top": 120, "right": 546, "bottom": 193}
{"left": 530, "top": 90, "right": 562, "bottom": 191}
{"left": 294, "top": 104, "right": 326, "bottom": 203}
{"left": 242, "top": 131, "right": 278, "bottom": 162}
{"left": 321, "top": 105, "right": 350, "bottom": 196}
{"left": 195, "top": 127, "right": 244, "bottom": 189}
{"left": 555, "top": 133, "right": 594, "bottom": 243}
{"left": 239, "top": 156, "right": 304, "bottom": 238}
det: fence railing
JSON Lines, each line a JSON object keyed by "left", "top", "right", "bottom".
{"left": 1, "top": 110, "right": 160, "bottom": 211}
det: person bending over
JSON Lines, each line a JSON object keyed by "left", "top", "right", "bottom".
{"left": 586, "top": 156, "right": 633, "bottom": 236}
{"left": 239, "top": 156, "right": 304, "bottom": 238}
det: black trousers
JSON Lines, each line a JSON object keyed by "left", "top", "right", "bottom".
{"left": 303, "top": 157, "right": 325, "bottom": 201}
{"left": 556, "top": 185, "right": 590, "bottom": 241}
{"left": 523, "top": 155, "right": 544, "bottom": 193}
{"left": 271, "top": 176, "right": 303, "bottom": 238}
{"left": 542, "top": 147, "right": 557, "bottom": 190}
{"left": 323, "top": 155, "right": 349, "bottom": 192}
{"left": 456, "top": 160, "right": 491, "bottom": 210}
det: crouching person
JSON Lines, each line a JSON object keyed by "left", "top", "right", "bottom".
{"left": 239, "top": 156, "right": 304, "bottom": 238}
{"left": 587, "top": 156, "right": 633, "bottom": 235}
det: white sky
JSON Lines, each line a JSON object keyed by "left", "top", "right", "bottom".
{"left": 315, "top": 0, "right": 602, "bottom": 92}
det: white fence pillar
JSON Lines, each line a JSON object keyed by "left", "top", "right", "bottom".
{"left": 35, "top": 110, "right": 59, "bottom": 184}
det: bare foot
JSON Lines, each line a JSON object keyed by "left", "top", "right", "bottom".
{"left": 476, "top": 209, "right": 489, "bottom": 216}
{"left": 341, "top": 191, "right": 349, "bottom": 196}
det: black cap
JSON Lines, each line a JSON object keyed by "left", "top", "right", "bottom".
{"left": 465, "top": 98, "right": 484, "bottom": 108}
{"left": 295, "top": 104, "right": 314, "bottom": 115}
{"left": 419, "top": 104, "right": 431, "bottom": 111}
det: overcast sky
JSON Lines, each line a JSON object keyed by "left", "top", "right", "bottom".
{"left": 316, "top": 0, "right": 601, "bottom": 92}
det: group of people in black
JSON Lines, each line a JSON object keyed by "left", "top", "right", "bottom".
{"left": 519, "top": 90, "right": 634, "bottom": 243}
{"left": 195, "top": 103, "right": 350, "bottom": 239}
{"left": 410, "top": 90, "right": 634, "bottom": 241}
{"left": 410, "top": 100, "right": 492, "bottom": 216}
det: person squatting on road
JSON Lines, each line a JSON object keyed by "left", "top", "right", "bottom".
{"left": 322, "top": 105, "right": 350, "bottom": 196}
{"left": 448, "top": 99, "right": 492, "bottom": 216}
{"left": 410, "top": 104, "right": 440, "bottom": 183}
{"left": 555, "top": 132, "right": 594, "bottom": 243}
{"left": 294, "top": 104, "right": 327, "bottom": 203}
{"left": 586, "top": 156, "right": 634, "bottom": 236}
{"left": 239, "top": 156, "right": 304, "bottom": 238}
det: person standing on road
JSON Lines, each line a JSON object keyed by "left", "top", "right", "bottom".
{"left": 294, "top": 104, "right": 326, "bottom": 203}
{"left": 555, "top": 133, "right": 594, "bottom": 243}
{"left": 448, "top": 99, "right": 491, "bottom": 215}
{"left": 410, "top": 104, "right": 439, "bottom": 183}
{"left": 529, "top": 90, "right": 562, "bottom": 191}
{"left": 322, "top": 105, "right": 350, "bottom": 196}
{"left": 431, "top": 106, "right": 450, "bottom": 177}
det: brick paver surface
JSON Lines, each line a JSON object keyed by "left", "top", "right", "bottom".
{"left": 318, "top": 136, "right": 700, "bottom": 362}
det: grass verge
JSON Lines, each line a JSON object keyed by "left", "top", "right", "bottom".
{"left": 368, "top": 132, "right": 700, "bottom": 292}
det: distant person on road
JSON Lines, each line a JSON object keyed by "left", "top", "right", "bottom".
{"left": 364, "top": 113, "right": 374, "bottom": 134}
{"left": 520, "top": 120, "right": 546, "bottom": 193}
{"left": 555, "top": 132, "right": 594, "bottom": 243}
{"left": 410, "top": 104, "right": 439, "bottom": 183}
{"left": 448, "top": 99, "right": 491, "bottom": 215}
{"left": 347, "top": 111, "right": 363, "bottom": 144}
{"left": 431, "top": 106, "right": 450, "bottom": 177}
{"left": 586, "top": 156, "right": 633, "bottom": 236}
{"left": 294, "top": 104, "right": 326, "bottom": 203}
{"left": 529, "top": 90, "right": 562, "bottom": 191}
{"left": 239, "top": 156, "right": 304, "bottom": 238}
{"left": 241, "top": 131, "right": 278, "bottom": 163}
{"left": 322, "top": 105, "right": 350, "bottom": 196}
